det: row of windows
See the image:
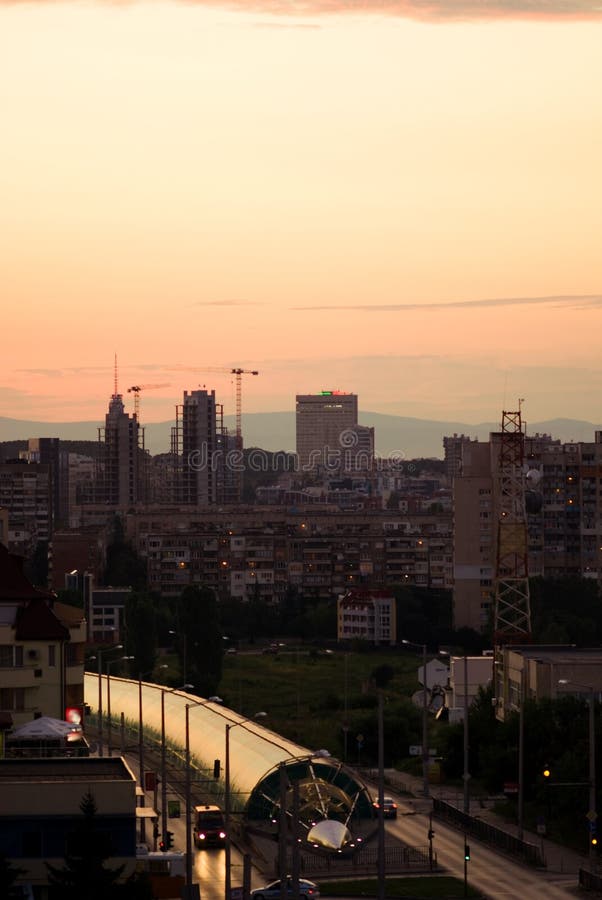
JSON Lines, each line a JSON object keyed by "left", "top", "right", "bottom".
{"left": 0, "top": 645, "right": 56, "bottom": 667}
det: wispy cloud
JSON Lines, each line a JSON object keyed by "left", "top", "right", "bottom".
{"left": 258, "top": 0, "right": 602, "bottom": 21}
{"left": 17, "top": 364, "right": 174, "bottom": 377}
{"left": 1, "top": 0, "right": 600, "bottom": 20}
{"left": 291, "top": 294, "right": 602, "bottom": 312}
{"left": 189, "top": 300, "right": 261, "bottom": 307}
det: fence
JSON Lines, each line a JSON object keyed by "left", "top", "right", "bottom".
{"left": 286, "top": 843, "right": 434, "bottom": 875}
{"left": 433, "top": 798, "right": 546, "bottom": 868}
{"left": 579, "top": 867, "right": 602, "bottom": 891}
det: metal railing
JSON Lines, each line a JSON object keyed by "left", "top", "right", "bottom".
{"left": 433, "top": 798, "right": 546, "bottom": 868}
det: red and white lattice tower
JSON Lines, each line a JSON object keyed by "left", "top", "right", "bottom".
{"left": 493, "top": 408, "right": 532, "bottom": 644}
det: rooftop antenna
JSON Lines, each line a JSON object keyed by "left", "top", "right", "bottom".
{"left": 113, "top": 353, "right": 119, "bottom": 398}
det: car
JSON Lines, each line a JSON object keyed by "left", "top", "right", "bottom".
{"left": 251, "top": 878, "right": 320, "bottom": 900}
{"left": 373, "top": 796, "right": 398, "bottom": 819}
{"left": 226, "top": 647, "right": 237, "bottom": 654}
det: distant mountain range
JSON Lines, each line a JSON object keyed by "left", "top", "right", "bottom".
{"left": 1, "top": 413, "right": 600, "bottom": 459}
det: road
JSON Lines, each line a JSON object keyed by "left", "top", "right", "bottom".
{"left": 389, "top": 806, "right": 581, "bottom": 900}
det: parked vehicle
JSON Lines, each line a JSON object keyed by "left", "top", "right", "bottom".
{"left": 251, "top": 878, "right": 320, "bottom": 900}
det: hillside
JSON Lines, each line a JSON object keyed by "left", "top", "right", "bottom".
{"left": 1, "top": 413, "right": 600, "bottom": 459}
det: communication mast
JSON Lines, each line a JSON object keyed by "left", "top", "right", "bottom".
{"left": 493, "top": 404, "right": 532, "bottom": 644}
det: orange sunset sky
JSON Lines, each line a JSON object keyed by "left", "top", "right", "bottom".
{"left": 1, "top": 0, "right": 601, "bottom": 429}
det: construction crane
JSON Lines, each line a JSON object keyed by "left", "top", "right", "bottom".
{"left": 127, "top": 383, "right": 170, "bottom": 420}
{"left": 230, "top": 368, "right": 259, "bottom": 449}
{"left": 167, "top": 366, "right": 259, "bottom": 448}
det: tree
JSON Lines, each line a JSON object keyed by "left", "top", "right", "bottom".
{"left": 46, "top": 791, "right": 125, "bottom": 900}
{"left": 0, "top": 855, "right": 25, "bottom": 899}
{"left": 104, "top": 515, "right": 147, "bottom": 591}
{"left": 177, "top": 585, "right": 223, "bottom": 696}
{"left": 530, "top": 576, "right": 602, "bottom": 645}
{"left": 124, "top": 593, "right": 157, "bottom": 677}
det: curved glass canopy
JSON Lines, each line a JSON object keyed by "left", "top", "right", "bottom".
{"left": 84, "top": 673, "right": 373, "bottom": 841}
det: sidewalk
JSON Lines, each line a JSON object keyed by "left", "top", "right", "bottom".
{"left": 385, "top": 769, "right": 589, "bottom": 877}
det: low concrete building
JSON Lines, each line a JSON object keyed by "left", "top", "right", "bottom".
{"left": 0, "top": 757, "right": 138, "bottom": 896}
{"left": 495, "top": 645, "right": 602, "bottom": 721}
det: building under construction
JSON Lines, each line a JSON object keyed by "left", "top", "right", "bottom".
{"left": 171, "top": 390, "right": 239, "bottom": 506}
{"left": 97, "top": 378, "right": 146, "bottom": 507}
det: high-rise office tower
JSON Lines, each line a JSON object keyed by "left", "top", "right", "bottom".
{"left": 296, "top": 391, "right": 359, "bottom": 473}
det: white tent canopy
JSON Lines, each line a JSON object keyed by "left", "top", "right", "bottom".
{"left": 10, "top": 716, "right": 83, "bottom": 740}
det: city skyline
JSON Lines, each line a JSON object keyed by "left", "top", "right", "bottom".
{"left": 2, "top": 2, "right": 601, "bottom": 426}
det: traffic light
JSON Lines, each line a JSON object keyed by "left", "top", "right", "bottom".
{"left": 464, "top": 843, "right": 471, "bottom": 861}
{"left": 591, "top": 824, "right": 598, "bottom": 847}
{"left": 159, "top": 831, "right": 174, "bottom": 852}
{"left": 428, "top": 829, "right": 435, "bottom": 840}
{"left": 543, "top": 765, "right": 551, "bottom": 780}
{"left": 213, "top": 758, "right": 221, "bottom": 779}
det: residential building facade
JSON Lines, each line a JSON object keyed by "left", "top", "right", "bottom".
{"left": 0, "top": 544, "right": 86, "bottom": 733}
{"left": 337, "top": 588, "right": 396, "bottom": 644}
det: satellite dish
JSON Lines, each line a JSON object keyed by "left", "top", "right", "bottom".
{"left": 525, "top": 490, "right": 543, "bottom": 514}
{"left": 526, "top": 469, "right": 542, "bottom": 485}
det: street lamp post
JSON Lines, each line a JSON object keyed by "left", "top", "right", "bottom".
{"left": 106, "top": 655, "right": 134, "bottom": 757}
{"left": 169, "top": 629, "right": 188, "bottom": 685}
{"left": 463, "top": 654, "right": 470, "bottom": 815}
{"left": 92, "top": 643, "right": 122, "bottom": 757}
{"left": 518, "top": 665, "right": 526, "bottom": 841}
{"left": 558, "top": 678, "right": 597, "bottom": 868}
{"left": 377, "top": 691, "right": 385, "bottom": 900}
{"left": 225, "top": 712, "right": 267, "bottom": 900}
{"left": 138, "top": 666, "right": 168, "bottom": 793}
{"left": 184, "top": 696, "right": 224, "bottom": 895}
{"left": 402, "top": 639, "right": 430, "bottom": 798}
{"left": 161, "top": 684, "right": 194, "bottom": 845}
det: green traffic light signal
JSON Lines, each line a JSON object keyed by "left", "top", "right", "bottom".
{"left": 464, "top": 843, "right": 470, "bottom": 861}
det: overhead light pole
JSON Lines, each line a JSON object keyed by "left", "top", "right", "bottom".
{"left": 106, "top": 655, "right": 134, "bottom": 757}
{"left": 161, "top": 683, "right": 194, "bottom": 844}
{"left": 225, "top": 712, "right": 267, "bottom": 900}
{"left": 518, "top": 664, "right": 526, "bottom": 841}
{"left": 91, "top": 643, "right": 122, "bottom": 757}
{"left": 138, "top": 665, "right": 168, "bottom": 791}
{"left": 377, "top": 691, "right": 385, "bottom": 900}
{"left": 402, "top": 639, "right": 429, "bottom": 797}
{"left": 558, "top": 678, "right": 597, "bottom": 868}
{"left": 185, "top": 696, "right": 224, "bottom": 896}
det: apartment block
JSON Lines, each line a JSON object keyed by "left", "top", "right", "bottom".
{"left": 137, "top": 508, "right": 453, "bottom": 602}
{"left": 0, "top": 461, "right": 52, "bottom": 556}
{"left": 337, "top": 588, "right": 396, "bottom": 644}
{"left": 453, "top": 429, "right": 602, "bottom": 633}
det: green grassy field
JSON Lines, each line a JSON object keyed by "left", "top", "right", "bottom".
{"left": 217, "top": 646, "right": 431, "bottom": 765}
